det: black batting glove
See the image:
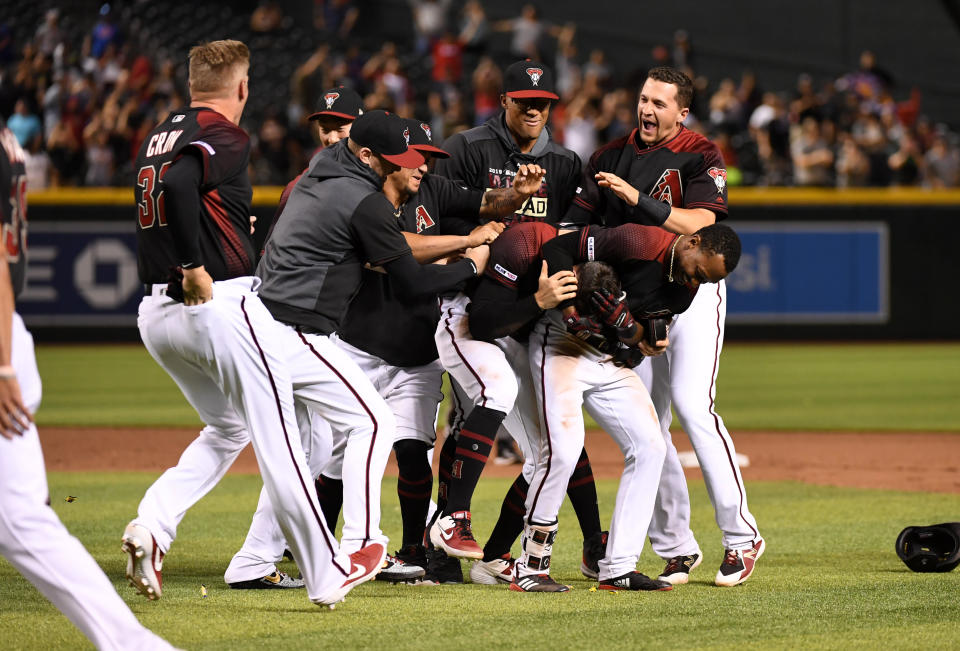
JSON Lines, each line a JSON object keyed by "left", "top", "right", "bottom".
{"left": 564, "top": 309, "right": 602, "bottom": 340}
{"left": 591, "top": 289, "right": 638, "bottom": 339}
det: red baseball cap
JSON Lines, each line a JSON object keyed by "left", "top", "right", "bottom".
{"left": 349, "top": 110, "right": 425, "bottom": 168}
{"left": 503, "top": 59, "right": 559, "bottom": 100}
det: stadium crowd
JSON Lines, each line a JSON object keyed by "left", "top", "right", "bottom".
{"left": 1, "top": 2, "right": 957, "bottom": 190}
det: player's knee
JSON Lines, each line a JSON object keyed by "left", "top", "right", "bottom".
{"left": 393, "top": 438, "right": 431, "bottom": 472}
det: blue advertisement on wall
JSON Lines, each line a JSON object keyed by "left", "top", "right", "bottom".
{"left": 18, "top": 222, "right": 141, "bottom": 327}
{"left": 724, "top": 221, "right": 889, "bottom": 324}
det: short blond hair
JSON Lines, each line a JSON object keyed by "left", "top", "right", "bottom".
{"left": 188, "top": 40, "right": 250, "bottom": 95}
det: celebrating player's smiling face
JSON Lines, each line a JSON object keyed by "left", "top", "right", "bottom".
{"left": 636, "top": 78, "right": 689, "bottom": 146}
{"left": 315, "top": 116, "right": 352, "bottom": 148}
{"left": 502, "top": 96, "right": 551, "bottom": 148}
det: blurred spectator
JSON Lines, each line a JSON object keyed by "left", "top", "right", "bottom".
{"left": 251, "top": 1, "right": 285, "bottom": 32}
{"left": 835, "top": 132, "right": 870, "bottom": 187}
{"left": 83, "top": 125, "right": 114, "bottom": 186}
{"left": 492, "top": 4, "right": 557, "bottom": 60}
{"left": 582, "top": 49, "right": 612, "bottom": 90}
{"left": 7, "top": 99, "right": 41, "bottom": 149}
{"left": 90, "top": 4, "right": 121, "bottom": 59}
{"left": 409, "top": 0, "right": 452, "bottom": 54}
{"left": 791, "top": 116, "right": 834, "bottom": 186}
{"left": 46, "top": 118, "right": 83, "bottom": 186}
{"left": 563, "top": 94, "right": 598, "bottom": 163}
{"left": 459, "top": 1, "right": 490, "bottom": 60}
{"left": 672, "top": 29, "right": 692, "bottom": 68}
{"left": 887, "top": 131, "right": 922, "bottom": 186}
{"left": 23, "top": 137, "right": 51, "bottom": 190}
{"left": 315, "top": 0, "right": 359, "bottom": 43}
{"left": 924, "top": 132, "right": 960, "bottom": 188}
{"left": 709, "top": 78, "right": 742, "bottom": 131}
{"left": 838, "top": 50, "right": 893, "bottom": 104}
{"left": 471, "top": 57, "right": 501, "bottom": 125}
{"left": 431, "top": 30, "right": 464, "bottom": 87}
{"left": 35, "top": 9, "right": 62, "bottom": 57}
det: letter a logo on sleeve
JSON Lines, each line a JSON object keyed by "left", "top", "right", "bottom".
{"left": 415, "top": 205, "right": 435, "bottom": 232}
{"left": 649, "top": 169, "right": 682, "bottom": 206}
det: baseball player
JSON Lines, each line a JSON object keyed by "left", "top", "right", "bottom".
{"left": 430, "top": 60, "right": 605, "bottom": 561}
{"left": 562, "top": 66, "right": 764, "bottom": 587}
{"left": 0, "top": 122, "right": 174, "bottom": 651}
{"left": 124, "top": 40, "right": 386, "bottom": 608}
{"left": 453, "top": 221, "right": 614, "bottom": 591}
{"left": 251, "top": 109, "right": 489, "bottom": 566}
{"left": 309, "top": 86, "right": 364, "bottom": 149}
{"left": 225, "top": 117, "right": 524, "bottom": 584}
{"left": 530, "top": 221, "right": 742, "bottom": 590}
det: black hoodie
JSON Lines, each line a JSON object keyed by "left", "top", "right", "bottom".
{"left": 433, "top": 112, "right": 582, "bottom": 226}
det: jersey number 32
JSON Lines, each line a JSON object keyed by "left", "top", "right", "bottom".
{"left": 137, "top": 161, "right": 172, "bottom": 229}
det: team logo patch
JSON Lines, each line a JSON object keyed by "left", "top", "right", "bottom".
{"left": 494, "top": 263, "right": 518, "bottom": 282}
{"left": 324, "top": 92, "right": 340, "bottom": 109}
{"left": 587, "top": 236, "right": 595, "bottom": 261}
{"left": 415, "top": 204, "right": 435, "bottom": 232}
{"left": 526, "top": 67, "right": 544, "bottom": 86}
{"left": 650, "top": 168, "right": 682, "bottom": 206}
{"left": 171, "top": 114, "right": 184, "bottom": 123}
{"left": 707, "top": 167, "right": 727, "bottom": 193}
{"left": 403, "top": 127, "right": 410, "bottom": 145}
{"left": 420, "top": 122, "right": 432, "bottom": 142}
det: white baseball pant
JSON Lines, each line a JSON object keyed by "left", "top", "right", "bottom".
{"left": 436, "top": 294, "right": 539, "bottom": 476}
{"left": 636, "top": 280, "right": 760, "bottom": 555}
{"left": 0, "top": 313, "right": 174, "bottom": 650}
{"left": 134, "top": 277, "right": 352, "bottom": 603}
{"left": 527, "top": 313, "right": 665, "bottom": 580}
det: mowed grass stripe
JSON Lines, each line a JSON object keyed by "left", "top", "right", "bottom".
{"left": 34, "top": 342, "right": 960, "bottom": 431}
{"left": 1, "top": 474, "right": 957, "bottom": 649}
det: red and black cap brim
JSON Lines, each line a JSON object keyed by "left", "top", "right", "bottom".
{"left": 410, "top": 143, "right": 450, "bottom": 158}
{"left": 381, "top": 148, "right": 426, "bottom": 168}
{"left": 307, "top": 111, "right": 359, "bottom": 121}
{"left": 506, "top": 90, "right": 559, "bottom": 100}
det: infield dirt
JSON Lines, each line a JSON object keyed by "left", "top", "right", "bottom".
{"left": 43, "top": 428, "right": 960, "bottom": 493}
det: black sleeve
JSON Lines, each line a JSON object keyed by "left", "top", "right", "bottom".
{"left": 382, "top": 253, "right": 477, "bottom": 299}
{"left": 161, "top": 150, "right": 204, "bottom": 268}
{"left": 350, "top": 193, "right": 413, "bottom": 265}
{"left": 468, "top": 277, "right": 542, "bottom": 342}
{"left": 562, "top": 151, "right": 604, "bottom": 226}
{"left": 434, "top": 174, "right": 484, "bottom": 219}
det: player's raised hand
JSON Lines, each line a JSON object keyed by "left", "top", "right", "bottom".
{"left": 534, "top": 260, "right": 577, "bottom": 309}
{"left": 466, "top": 220, "right": 505, "bottom": 247}
{"left": 513, "top": 163, "right": 546, "bottom": 197}
{"left": 464, "top": 244, "right": 490, "bottom": 275}
{"left": 595, "top": 172, "right": 640, "bottom": 206}
{"left": 182, "top": 266, "right": 214, "bottom": 305}
{"left": 0, "top": 372, "right": 32, "bottom": 440}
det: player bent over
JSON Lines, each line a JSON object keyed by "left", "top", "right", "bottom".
{"left": 530, "top": 221, "right": 741, "bottom": 590}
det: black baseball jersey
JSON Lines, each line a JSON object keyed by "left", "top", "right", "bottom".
{"left": 135, "top": 107, "right": 255, "bottom": 283}
{"left": 564, "top": 126, "right": 728, "bottom": 227}
{"left": 433, "top": 113, "right": 582, "bottom": 226}
{"left": 468, "top": 221, "right": 558, "bottom": 342}
{"left": 543, "top": 224, "right": 696, "bottom": 319}
{"left": 338, "top": 174, "right": 483, "bottom": 367}
{"left": 0, "top": 126, "right": 27, "bottom": 298}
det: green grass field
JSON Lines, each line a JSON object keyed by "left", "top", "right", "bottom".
{"left": 2, "top": 475, "right": 958, "bottom": 650}
{"left": 2, "top": 342, "right": 959, "bottom": 649}
{"left": 33, "top": 342, "right": 960, "bottom": 431}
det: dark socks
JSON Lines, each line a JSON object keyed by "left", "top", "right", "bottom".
{"left": 443, "top": 406, "right": 505, "bottom": 514}
{"left": 482, "top": 473, "right": 529, "bottom": 561}
{"left": 566, "top": 447, "right": 602, "bottom": 539}
{"left": 394, "top": 439, "right": 433, "bottom": 547}
{"left": 314, "top": 474, "right": 343, "bottom": 533}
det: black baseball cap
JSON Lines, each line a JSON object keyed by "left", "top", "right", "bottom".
{"left": 503, "top": 59, "right": 559, "bottom": 100}
{"left": 349, "top": 110, "right": 425, "bottom": 168}
{"left": 402, "top": 118, "right": 449, "bottom": 158}
{"left": 307, "top": 86, "right": 364, "bottom": 121}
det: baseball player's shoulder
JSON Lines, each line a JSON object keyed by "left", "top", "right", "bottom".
{"left": 590, "top": 133, "right": 632, "bottom": 168}
{"left": 540, "top": 129, "right": 580, "bottom": 164}
{"left": 455, "top": 122, "right": 498, "bottom": 146}
{"left": 673, "top": 126, "right": 722, "bottom": 159}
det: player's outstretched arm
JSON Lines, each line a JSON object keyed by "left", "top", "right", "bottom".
{"left": 0, "top": 254, "right": 31, "bottom": 439}
{"left": 478, "top": 163, "right": 546, "bottom": 218}
{"left": 402, "top": 221, "right": 504, "bottom": 263}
